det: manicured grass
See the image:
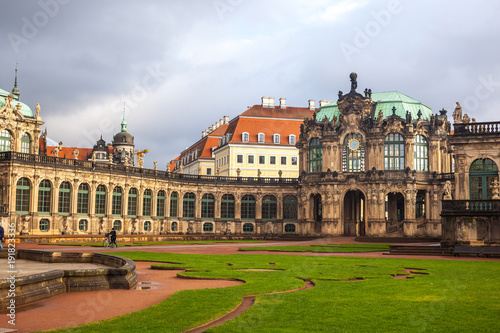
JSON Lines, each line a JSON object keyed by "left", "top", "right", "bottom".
{"left": 51, "top": 252, "right": 500, "bottom": 333}
{"left": 38, "top": 242, "right": 133, "bottom": 247}
{"left": 38, "top": 240, "right": 264, "bottom": 247}
{"left": 239, "top": 243, "right": 391, "bottom": 253}
{"left": 132, "top": 240, "right": 265, "bottom": 246}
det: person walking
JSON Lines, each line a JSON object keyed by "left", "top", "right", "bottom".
{"left": 109, "top": 227, "right": 117, "bottom": 247}
{"left": 0, "top": 224, "right": 5, "bottom": 250}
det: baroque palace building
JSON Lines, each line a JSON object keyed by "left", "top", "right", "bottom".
{"left": 0, "top": 73, "right": 499, "bottom": 244}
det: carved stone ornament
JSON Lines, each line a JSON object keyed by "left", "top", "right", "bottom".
{"left": 443, "top": 181, "right": 453, "bottom": 200}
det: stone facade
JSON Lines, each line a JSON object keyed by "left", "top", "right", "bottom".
{"left": 1, "top": 74, "right": 499, "bottom": 241}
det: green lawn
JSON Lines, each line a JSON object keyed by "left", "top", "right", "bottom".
{"left": 239, "top": 243, "right": 391, "bottom": 253}
{"left": 38, "top": 240, "right": 264, "bottom": 247}
{"left": 50, "top": 252, "right": 500, "bottom": 333}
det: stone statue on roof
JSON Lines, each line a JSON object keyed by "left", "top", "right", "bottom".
{"left": 452, "top": 102, "right": 462, "bottom": 124}
{"left": 36, "top": 103, "right": 40, "bottom": 118}
{"left": 73, "top": 149, "right": 79, "bottom": 159}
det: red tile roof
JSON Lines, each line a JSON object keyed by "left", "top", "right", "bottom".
{"left": 241, "top": 105, "right": 315, "bottom": 119}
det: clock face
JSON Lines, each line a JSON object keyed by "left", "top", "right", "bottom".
{"left": 348, "top": 138, "right": 360, "bottom": 152}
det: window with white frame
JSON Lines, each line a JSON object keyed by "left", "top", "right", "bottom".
{"left": 289, "top": 134, "right": 296, "bottom": 145}
{"left": 258, "top": 133, "right": 265, "bottom": 143}
{"left": 248, "top": 155, "right": 254, "bottom": 164}
{"left": 291, "top": 156, "right": 298, "bottom": 165}
{"left": 237, "top": 154, "right": 243, "bottom": 163}
{"left": 259, "top": 156, "right": 265, "bottom": 164}
{"left": 242, "top": 132, "right": 249, "bottom": 142}
{"left": 270, "top": 156, "right": 276, "bottom": 164}
{"left": 273, "top": 134, "right": 280, "bottom": 144}
{"left": 281, "top": 156, "right": 287, "bottom": 165}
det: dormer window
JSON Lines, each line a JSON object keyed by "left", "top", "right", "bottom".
{"left": 242, "top": 132, "right": 249, "bottom": 143}
{"left": 289, "top": 134, "right": 296, "bottom": 145}
{"left": 273, "top": 134, "right": 280, "bottom": 144}
{"left": 258, "top": 133, "right": 265, "bottom": 143}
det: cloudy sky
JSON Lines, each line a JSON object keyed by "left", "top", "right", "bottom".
{"left": 1, "top": 0, "right": 500, "bottom": 168}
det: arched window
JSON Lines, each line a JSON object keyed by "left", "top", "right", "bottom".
{"left": 258, "top": 133, "right": 265, "bottom": 143}
{"left": 243, "top": 223, "right": 254, "bottom": 233}
{"left": 79, "top": 219, "right": 88, "bottom": 232}
{"left": 289, "top": 134, "right": 296, "bottom": 145}
{"left": 414, "top": 135, "right": 429, "bottom": 172}
{"left": 16, "top": 177, "right": 30, "bottom": 214}
{"left": 183, "top": 192, "right": 196, "bottom": 219}
{"left": 273, "top": 134, "right": 280, "bottom": 144}
{"left": 343, "top": 133, "right": 365, "bottom": 172}
{"left": 285, "top": 224, "right": 296, "bottom": 233}
{"left": 21, "top": 133, "right": 30, "bottom": 154}
{"left": 95, "top": 185, "right": 106, "bottom": 216}
{"left": 203, "top": 222, "right": 213, "bottom": 232}
{"left": 143, "top": 189, "right": 152, "bottom": 217}
{"left": 58, "top": 182, "right": 71, "bottom": 215}
{"left": 144, "top": 221, "right": 151, "bottom": 232}
{"left": 201, "top": 193, "right": 215, "bottom": 219}
{"left": 470, "top": 159, "right": 499, "bottom": 200}
{"left": 39, "top": 218, "right": 50, "bottom": 232}
{"left": 171, "top": 221, "right": 178, "bottom": 232}
{"left": 384, "top": 133, "right": 405, "bottom": 170}
{"left": 38, "top": 179, "right": 51, "bottom": 214}
{"left": 112, "top": 187, "right": 122, "bottom": 216}
{"left": 77, "top": 183, "right": 89, "bottom": 215}
{"left": 128, "top": 188, "right": 138, "bottom": 217}
{"left": 113, "top": 220, "right": 122, "bottom": 231}
{"left": 309, "top": 138, "right": 322, "bottom": 173}
{"left": 283, "top": 195, "right": 298, "bottom": 220}
{"left": 241, "top": 194, "right": 256, "bottom": 219}
{"left": 170, "top": 192, "right": 178, "bottom": 218}
{"left": 262, "top": 195, "right": 277, "bottom": 220}
{"left": 0, "top": 129, "right": 12, "bottom": 152}
{"left": 221, "top": 194, "right": 235, "bottom": 220}
{"left": 242, "top": 132, "right": 249, "bottom": 143}
{"left": 157, "top": 190, "right": 165, "bottom": 218}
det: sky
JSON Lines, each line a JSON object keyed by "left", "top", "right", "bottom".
{"left": 1, "top": 0, "right": 500, "bottom": 169}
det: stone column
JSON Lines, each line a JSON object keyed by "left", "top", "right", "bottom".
{"left": 151, "top": 190, "right": 158, "bottom": 219}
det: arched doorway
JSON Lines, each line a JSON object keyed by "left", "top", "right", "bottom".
{"left": 343, "top": 190, "right": 365, "bottom": 236}
{"left": 386, "top": 193, "right": 405, "bottom": 226}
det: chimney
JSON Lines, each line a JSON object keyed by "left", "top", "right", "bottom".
{"left": 319, "top": 100, "right": 333, "bottom": 108}
{"left": 279, "top": 98, "right": 286, "bottom": 109}
{"left": 308, "top": 99, "right": 315, "bottom": 110}
{"left": 223, "top": 116, "right": 229, "bottom": 124}
{"left": 202, "top": 130, "right": 206, "bottom": 138}
{"left": 261, "top": 96, "right": 275, "bottom": 108}
{"left": 219, "top": 119, "right": 224, "bottom": 127}
{"left": 211, "top": 124, "right": 217, "bottom": 131}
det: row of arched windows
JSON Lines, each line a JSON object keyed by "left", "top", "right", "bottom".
{"left": 0, "top": 129, "right": 31, "bottom": 153}
{"left": 309, "top": 134, "right": 430, "bottom": 173}
{"left": 14, "top": 179, "right": 299, "bottom": 220}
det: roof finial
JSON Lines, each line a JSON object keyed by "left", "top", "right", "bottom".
{"left": 12, "top": 62, "right": 20, "bottom": 101}
{"left": 121, "top": 101, "right": 127, "bottom": 132}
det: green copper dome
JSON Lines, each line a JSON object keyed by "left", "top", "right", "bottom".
{"left": 0, "top": 88, "right": 34, "bottom": 118}
{"left": 316, "top": 91, "right": 432, "bottom": 122}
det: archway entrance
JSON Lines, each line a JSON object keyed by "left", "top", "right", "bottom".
{"left": 386, "top": 193, "right": 405, "bottom": 226}
{"left": 312, "top": 194, "right": 322, "bottom": 234}
{"left": 343, "top": 190, "right": 365, "bottom": 236}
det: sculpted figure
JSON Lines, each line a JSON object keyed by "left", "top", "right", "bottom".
{"left": 443, "top": 181, "right": 453, "bottom": 200}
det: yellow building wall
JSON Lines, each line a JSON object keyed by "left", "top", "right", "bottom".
{"left": 215, "top": 144, "right": 299, "bottom": 178}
